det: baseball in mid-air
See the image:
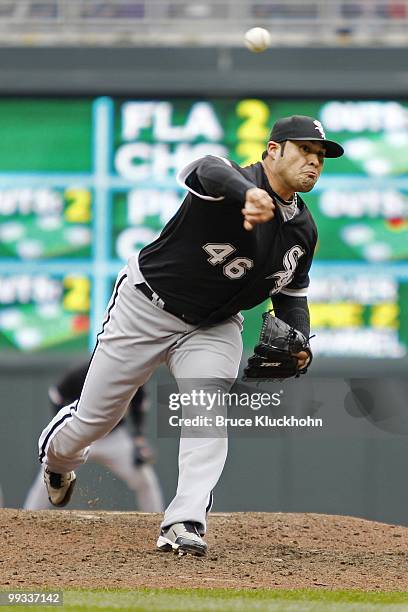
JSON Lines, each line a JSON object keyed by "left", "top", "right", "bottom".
{"left": 244, "top": 27, "right": 271, "bottom": 53}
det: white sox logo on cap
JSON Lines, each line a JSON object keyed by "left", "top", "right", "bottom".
{"left": 313, "top": 120, "right": 326, "bottom": 139}
{"left": 266, "top": 245, "right": 305, "bottom": 294}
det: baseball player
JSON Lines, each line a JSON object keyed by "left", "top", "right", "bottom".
{"left": 38, "top": 115, "right": 343, "bottom": 556}
{"left": 26, "top": 362, "right": 163, "bottom": 512}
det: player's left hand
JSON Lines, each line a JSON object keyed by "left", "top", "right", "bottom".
{"left": 133, "top": 437, "right": 155, "bottom": 466}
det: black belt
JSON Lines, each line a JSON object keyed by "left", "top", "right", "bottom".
{"left": 135, "top": 283, "right": 201, "bottom": 326}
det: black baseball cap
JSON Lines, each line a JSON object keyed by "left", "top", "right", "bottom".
{"left": 263, "top": 115, "right": 344, "bottom": 159}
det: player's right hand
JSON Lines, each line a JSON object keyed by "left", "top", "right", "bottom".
{"left": 242, "top": 187, "right": 275, "bottom": 231}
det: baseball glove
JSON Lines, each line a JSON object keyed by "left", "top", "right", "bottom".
{"left": 243, "top": 311, "right": 312, "bottom": 380}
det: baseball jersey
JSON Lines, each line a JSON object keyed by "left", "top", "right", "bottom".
{"left": 137, "top": 156, "right": 317, "bottom": 322}
{"left": 49, "top": 363, "right": 146, "bottom": 435}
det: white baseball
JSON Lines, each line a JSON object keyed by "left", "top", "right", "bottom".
{"left": 244, "top": 27, "right": 271, "bottom": 53}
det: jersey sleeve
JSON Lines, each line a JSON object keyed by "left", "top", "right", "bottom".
{"left": 47, "top": 362, "right": 88, "bottom": 413}
{"left": 177, "top": 155, "right": 256, "bottom": 203}
{"left": 127, "top": 387, "right": 147, "bottom": 436}
{"left": 52, "top": 362, "right": 89, "bottom": 407}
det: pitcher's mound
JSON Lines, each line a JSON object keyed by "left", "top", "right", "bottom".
{"left": 1, "top": 509, "right": 407, "bottom": 590}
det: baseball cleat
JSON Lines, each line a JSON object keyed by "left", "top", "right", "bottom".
{"left": 44, "top": 467, "right": 76, "bottom": 507}
{"left": 157, "top": 521, "right": 207, "bottom": 557}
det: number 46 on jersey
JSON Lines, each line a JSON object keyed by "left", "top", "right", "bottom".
{"left": 203, "top": 243, "right": 254, "bottom": 280}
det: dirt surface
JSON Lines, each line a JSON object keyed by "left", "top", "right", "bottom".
{"left": 0, "top": 509, "right": 407, "bottom": 591}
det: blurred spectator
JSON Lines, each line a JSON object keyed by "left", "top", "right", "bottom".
{"left": 252, "top": 3, "right": 281, "bottom": 18}
{"left": 168, "top": 2, "right": 227, "bottom": 19}
{"left": 375, "top": 2, "right": 389, "bottom": 18}
{"left": 340, "top": 2, "right": 363, "bottom": 19}
{"left": 28, "top": 2, "right": 58, "bottom": 19}
{"left": 81, "top": 2, "right": 145, "bottom": 19}
{"left": 184, "top": 4, "right": 212, "bottom": 19}
{"left": 388, "top": 1, "right": 407, "bottom": 18}
{"left": 252, "top": 3, "right": 318, "bottom": 19}
{"left": 0, "top": 3, "right": 14, "bottom": 17}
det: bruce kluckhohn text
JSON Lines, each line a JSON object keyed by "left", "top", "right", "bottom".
{"left": 169, "top": 415, "right": 323, "bottom": 428}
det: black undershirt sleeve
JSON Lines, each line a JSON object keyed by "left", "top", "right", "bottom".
{"left": 50, "top": 362, "right": 89, "bottom": 412}
{"left": 127, "top": 387, "right": 146, "bottom": 436}
{"left": 271, "top": 294, "right": 311, "bottom": 339}
{"left": 193, "top": 156, "right": 256, "bottom": 204}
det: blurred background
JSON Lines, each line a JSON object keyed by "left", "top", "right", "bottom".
{"left": 0, "top": 0, "right": 407, "bottom": 524}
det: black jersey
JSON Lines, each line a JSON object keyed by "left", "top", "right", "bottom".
{"left": 49, "top": 362, "right": 146, "bottom": 435}
{"left": 139, "top": 156, "right": 317, "bottom": 322}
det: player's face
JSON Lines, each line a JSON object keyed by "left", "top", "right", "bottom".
{"left": 274, "top": 140, "right": 325, "bottom": 193}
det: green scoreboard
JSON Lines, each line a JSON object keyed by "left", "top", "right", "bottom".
{"left": 0, "top": 97, "right": 407, "bottom": 358}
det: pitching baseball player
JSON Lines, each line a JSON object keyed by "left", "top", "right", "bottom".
{"left": 38, "top": 115, "right": 343, "bottom": 556}
{"left": 26, "top": 362, "right": 163, "bottom": 512}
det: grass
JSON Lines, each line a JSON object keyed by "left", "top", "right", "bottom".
{"left": 1, "top": 588, "right": 408, "bottom": 612}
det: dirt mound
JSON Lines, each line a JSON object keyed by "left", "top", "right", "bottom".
{"left": 1, "top": 509, "right": 407, "bottom": 591}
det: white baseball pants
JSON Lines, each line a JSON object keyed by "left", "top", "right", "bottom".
{"left": 38, "top": 269, "right": 243, "bottom": 532}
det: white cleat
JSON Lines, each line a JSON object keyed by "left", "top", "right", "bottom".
{"left": 44, "top": 467, "right": 76, "bottom": 507}
{"left": 157, "top": 522, "right": 207, "bottom": 557}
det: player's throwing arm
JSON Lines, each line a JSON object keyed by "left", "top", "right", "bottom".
{"left": 242, "top": 188, "right": 275, "bottom": 231}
